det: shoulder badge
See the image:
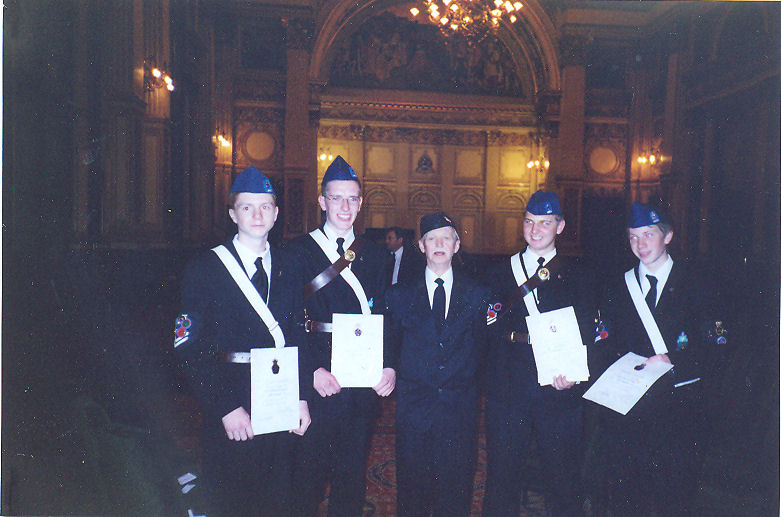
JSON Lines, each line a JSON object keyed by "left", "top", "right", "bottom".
{"left": 676, "top": 331, "right": 689, "bottom": 351}
{"left": 594, "top": 320, "right": 609, "bottom": 343}
{"left": 174, "top": 314, "right": 192, "bottom": 348}
{"left": 486, "top": 302, "right": 502, "bottom": 326}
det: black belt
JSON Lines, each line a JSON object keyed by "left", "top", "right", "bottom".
{"left": 304, "top": 320, "right": 332, "bottom": 333}
{"left": 217, "top": 352, "right": 251, "bottom": 363}
{"left": 506, "top": 331, "right": 530, "bottom": 344}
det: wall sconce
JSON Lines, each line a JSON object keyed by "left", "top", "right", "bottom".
{"left": 526, "top": 158, "right": 550, "bottom": 173}
{"left": 527, "top": 126, "right": 550, "bottom": 174}
{"left": 213, "top": 130, "right": 231, "bottom": 148}
{"left": 318, "top": 149, "right": 334, "bottom": 162}
{"left": 637, "top": 148, "right": 664, "bottom": 165}
{"left": 144, "top": 60, "right": 175, "bottom": 92}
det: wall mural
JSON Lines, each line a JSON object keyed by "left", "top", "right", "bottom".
{"left": 328, "top": 12, "right": 524, "bottom": 97}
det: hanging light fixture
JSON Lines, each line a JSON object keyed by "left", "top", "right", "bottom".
{"left": 410, "top": 0, "right": 523, "bottom": 41}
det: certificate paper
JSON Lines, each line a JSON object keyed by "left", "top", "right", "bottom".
{"left": 583, "top": 352, "right": 673, "bottom": 415}
{"left": 331, "top": 313, "right": 383, "bottom": 388}
{"left": 250, "top": 347, "right": 300, "bottom": 435}
{"left": 526, "top": 306, "right": 589, "bottom": 386}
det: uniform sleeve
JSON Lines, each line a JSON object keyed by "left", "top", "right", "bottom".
{"left": 382, "top": 287, "right": 402, "bottom": 372}
{"left": 591, "top": 280, "right": 629, "bottom": 379}
{"left": 174, "top": 257, "right": 233, "bottom": 422}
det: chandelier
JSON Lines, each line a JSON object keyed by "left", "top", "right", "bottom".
{"left": 410, "top": 0, "right": 523, "bottom": 39}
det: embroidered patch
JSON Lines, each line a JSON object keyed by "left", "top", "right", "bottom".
{"left": 174, "top": 314, "right": 192, "bottom": 348}
{"left": 486, "top": 302, "right": 501, "bottom": 325}
{"left": 676, "top": 331, "right": 689, "bottom": 351}
{"left": 368, "top": 297, "right": 374, "bottom": 309}
{"left": 594, "top": 321, "right": 608, "bottom": 343}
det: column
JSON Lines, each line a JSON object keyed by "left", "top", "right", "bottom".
{"left": 282, "top": 19, "right": 317, "bottom": 237}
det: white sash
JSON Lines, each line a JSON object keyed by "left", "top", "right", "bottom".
{"left": 624, "top": 268, "right": 668, "bottom": 355}
{"left": 511, "top": 252, "right": 540, "bottom": 316}
{"left": 212, "top": 245, "right": 286, "bottom": 348}
{"left": 308, "top": 229, "right": 371, "bottom": 315}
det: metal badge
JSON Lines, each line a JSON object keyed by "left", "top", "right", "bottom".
{"left": 537, "top": 267, "right": 550, "bottom": 281}
{"left": 344, "top": 250, "right": 356, "bottom": 262}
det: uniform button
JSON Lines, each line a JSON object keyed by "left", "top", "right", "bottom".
{"left": 437, "top": 387, "right": 443, "bottom": 393}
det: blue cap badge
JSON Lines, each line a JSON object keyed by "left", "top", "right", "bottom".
{"left": 628, "top": 201, "right": 670, "bottom": 228}
{"left": 322, "top": 155, "right": 359, "bottom": 191}
{"left": 230, "top": 166, "right": 275, "bottom": 195}
{"left": 526, "top": 190, "right": 562, "bottom": 216}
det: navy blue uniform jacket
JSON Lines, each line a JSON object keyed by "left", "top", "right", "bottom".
{"left": 175, "top": 241, "right": 310, "bottom": 433}
{"left": 483, "top": 255, "right": 597, "bottom": 409}
{"left": 386, "top": 269, "right": 489, "bottom": 432}
{"left": 593, "top": 261, "right": 721, "bottom": 420}
{"left": 286, "top": 231, "right": 393, "bottom": 418}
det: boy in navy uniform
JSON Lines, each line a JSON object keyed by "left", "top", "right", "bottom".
{"left": 482, "top": 190, "right": 597, "bottom": 517}
{"left": 174, "top": 166, "right": 311, "bottom": 517}
{"left": 385, "top": 212, "right": 489, "bottom": 517}
{"left": 287, "top": 156, "right": 396, "bottom": 516}
{"left": 592, "top": 201, "right": 724, "bottom": 515}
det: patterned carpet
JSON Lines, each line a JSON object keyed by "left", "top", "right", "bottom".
{"left": 317, "top": 396, "right": 548, "bottom": 517}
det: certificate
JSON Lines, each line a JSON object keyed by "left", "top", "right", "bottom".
{"left": 250, "top": 347, "right": 300, "bottom": 435}
{"left": 526, "top": 306, "right": 589, "bottom": 386}
{"left": 331, "top": 313, "right": 383, "bottom": 388}
{"left": 582, "top": 352, "right": 673, "bottom": 415}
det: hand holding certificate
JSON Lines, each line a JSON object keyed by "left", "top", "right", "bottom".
{"left": 526, "top": 306, "right": 589, "bottom": 386}
{"left": 331, "top": 313, "right": 384, "bottom": 388}
{"left": 582, "top": 352, "right": 673, "bottom": 415}
{"left": 250, "top": 347, "right": 301, "bottom": 435}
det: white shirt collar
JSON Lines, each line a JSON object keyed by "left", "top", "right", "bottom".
{"left": 394, "top": 247, "right": 404, "bottom": 260}
{"left": 232, "top": 234, "right": 271, "bottom": 278}
{"left": 425, "top": 266, "right": 454, "bottom": 316}
{"left": 638, "top": 253, "right": 674, "bottom": 299}
{"left": 322, "top": 222, "right": 355, "bottom": 248}
{"left": 522, "top": 247, "right": 557, "bottom": 279}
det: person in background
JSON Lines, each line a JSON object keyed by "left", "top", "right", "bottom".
{"left": 385, "top": 226, "right": 424, "bottom": 286}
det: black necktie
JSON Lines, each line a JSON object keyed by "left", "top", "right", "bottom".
{"left": 645, "top": 274, "right": 657, "bottom": 311}
{"left": 336, "top": 237, "right": 345, "bottom": 256}
{"left": 251, "top": 257, "right": 269, "bottom": 302}
{"left": 433, "top": 278, "right": 446, "bottom": 327}
{"left": 535, "top": 256, "right": 545, "bottom": 274}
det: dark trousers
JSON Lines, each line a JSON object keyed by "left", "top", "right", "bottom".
{"left": 395, "top": 413, "right": 477, "bottom": 517}
{"left": 292, "top": 409, "right": 372, "bottom": 517}
{"left": 601, "top": 414, "right": 699, "bottom": 516}
{"left": 483, "top": 399, "right": 582, "bottom": 517}
{"left": 201, "top": 429, "right": 293, "bottom": 517}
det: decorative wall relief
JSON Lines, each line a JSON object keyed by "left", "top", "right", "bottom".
{"left": 453, "top": 189, "right": 484, "bottom": 209}
{"left": 496, "top": 191, "right": 527, "bottom": 210}
{"left": 499, "top": 149, "right": 531, "bottom": 184}
{"left": 328, "top": 12, "right": 525, "bottom": 97}
{"left": 455, "top": 148, "right": 484, "bottom": 181}
{"left": 363, "top": 185, "right": 396, "bottom": 208}
{"left": 366, "top": 144, "right": 395, "bottom": 177}
{"left": 409, "top": 189, "right": 440, "bottom": 209}
{"left": 235, "top": 107, "right": 283, "bottom": 169}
